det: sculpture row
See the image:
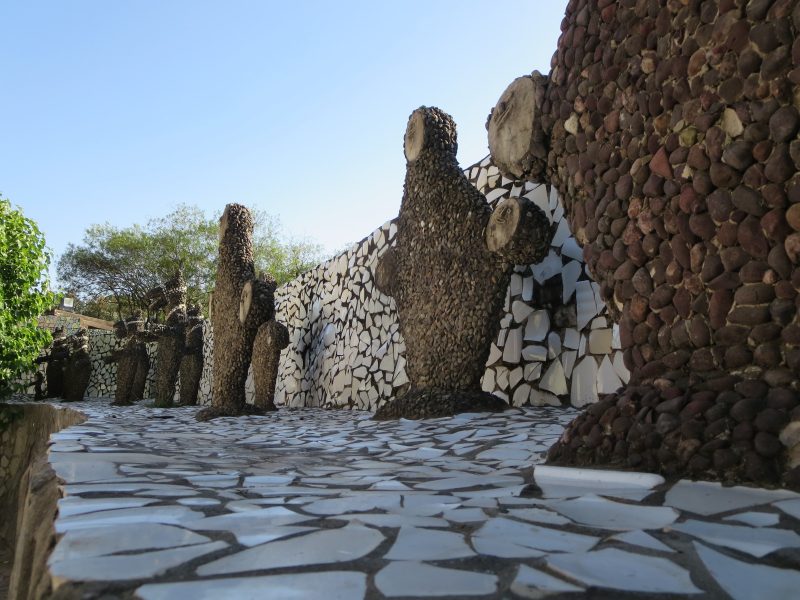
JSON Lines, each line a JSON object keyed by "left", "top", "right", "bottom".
{"left": 35, "top": 328, "right": 91, "bottom": 402}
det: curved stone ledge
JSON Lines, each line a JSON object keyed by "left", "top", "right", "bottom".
{"left": 1, "top": 403, "right": 86, "bottom": 599}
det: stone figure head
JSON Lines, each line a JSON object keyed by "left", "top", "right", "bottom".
{"left": 404, "top": 106, "right": 458, "bottom": 164}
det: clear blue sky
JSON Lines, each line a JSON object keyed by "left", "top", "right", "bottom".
{"left": 1, "top": 1, "right": 564, "bottom": 286}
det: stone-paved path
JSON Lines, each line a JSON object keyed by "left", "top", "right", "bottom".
{"left": 38, "top": 400, "right": 800, "bottom": 599}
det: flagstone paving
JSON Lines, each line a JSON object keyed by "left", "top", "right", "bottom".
{"left": 35, "top": 399, "right": 800, "bottom": 598}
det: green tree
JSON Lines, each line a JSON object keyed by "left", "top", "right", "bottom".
{"left": 0, "top": 197, "right": 57, "bottom": 398}
{"left": 58, "top": 204, "right": 325, "bottom": 320}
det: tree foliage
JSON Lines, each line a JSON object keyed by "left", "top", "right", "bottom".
{"left": 0, "top": 197, "right": 57, "bottom": 398}
{"left": 58, "top": 204, "right": 325, "bottom": 321}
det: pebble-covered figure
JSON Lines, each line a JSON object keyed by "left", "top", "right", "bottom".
{"left": 106, "top": 313, "right": 148, "bottom": 406}
{"left": 487, "top": 1, "right": 800, "bottom": 487}
{"left": 179, "top": 304, "right": 204, "bottom": 406}
{"left": 252, "top": 297, "right": 289, "bottom": 411}
{"left": 373, "top": 106, "right": 552, "bottom": 419}
{"left": 197, "top": 204, "right": 274, "bottom": 420}
{"left": 36, "top": 327, "right": 69, "bottom": 399}
{"left": 63, "top": 328, "right": 91, "bottom": 402}
{"left": 146, "top": 270, "right": 187, "bottom": 408}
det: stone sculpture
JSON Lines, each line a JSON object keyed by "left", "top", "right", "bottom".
{"left": 487, "top": 1, "right": 800, "bottom": 486}
{"left": 179, "top": 304, "right": 204, "bottom": 406}
{"left": 373, "top": 106, "right": 552, "bottom": 419}
{"left": 252, "top": 277, "right": 289, "bottom": 411}
{"left": 146, "top": 270, "right": 187, "bottom": 408}
{"left": 106, "top": 314, "right": 149, "bottom": 406}
{"left": 197, "top": 204, "right": 274, "bottom": 420}
{"left": 63, "top": 329, "right": 91, "bottom": 402}
{"left": 36, "top": 327, "right": 69, "bottom": 399}
{"left": 33, "top": 372, "right": 45, "bottom": 401}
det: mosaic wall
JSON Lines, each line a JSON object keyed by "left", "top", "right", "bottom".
{"left": 194, "top": 157, "right": 630, "bottom": 410}
{"left": 15, "top": 331, "right": 162, "bottom": 402}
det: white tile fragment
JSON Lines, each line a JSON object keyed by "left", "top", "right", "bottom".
{"left": 136, "top": 572, "right": 367, "bottom": 600}
{"left": 670, "top": 520, "right": 800, "bottom": 558}
{"left": 385, "top": 526, "right": 474, "bottom": 560}
{"left": 197, "top": 524, "right": 383, "bottom": 575}
{"left": 665, "top": 481, "right": 799, "bottom": 516}
{"left": 610, "top": 530, "right": 675, "bottom": 553}
{"left": 694, "top": 542, "right": 800, "bottom": 600}
{"left": 547, "top": 548, "right": 701, "bottom": 594}
{"left": 511, "top": 564, "right": 584, "bottom": 597}
{"left": 50, "top": 541, "right": 226, "bottom": 582}
{"left": 375, "top": 561, "right": 497, "bottom": 598}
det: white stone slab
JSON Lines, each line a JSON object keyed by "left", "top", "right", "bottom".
{"left": 539, "top": 360, "right": 568, "bottom": 396}
{"left": 723, "top": 511, "right": 781, "bottom": 527}
{"left": 503, "top": 327, "right": 523, "bottom": 364}
{"left": 551, "top": 494, "right": 678, "bottom": 530}
{"left": 570, "top": 357, "right": 598, "bottom": 407}
{"left": 597, "top": 355, "right": 624, "bottom": 394}
{"left": 522, "top": 345, "right": 547, "bottom": 362}
{"left": 49, "top": 523, "right": 211, "bottom": 562}
{"left": 695, "top": 542, "right": 800, "bottom": 600}
{"left": 563, "top": 328, "right": 579, "bottom": 349}
{"left": 512, "top": 300, "right": 535, "bottom": 324}
{"left": 575, "top": 281, "right": 598, "bottom": 331}
{"left": 50, "top": 541, "right": 226, "bottom": 582}
{"left": 524, "top": 311, "right": 549, "bottom": 342}
{"left": 670, "top": 520, "right": 800, "bottom": 558}
{"left": 548, "top": 548, "right": 701, "bottom": 594}
{"left": 375, "top": 561, "right": 497, "bottom": 597}
{"left": 385, "top": 526, "right": 474, "bottom": 560}
{"left": 511, "top": 564, "right": 584, "bottom": 597}
{"left": 472, "top": 517, "right": 598, "bottom": 557}
{"left": 531, "top": 253, "right": 561, "bottom": 285}
{"left": 665, "top": 480, "right": 799, "bottom": 516}
{"left": 589, "top": 328, "right": 613, "bottom": 355}
{"left": 610, "top": 530, "right": 675, "bottom": 553}
{"left": 414, "top": 474, "right": 523, "bottom": 491}
{"left": 775, "top": 499, "right": 800, "bottom": 520}
{"left": 506, "top": 507, "right": 571, "bottom": 526}
{"left": 136, "top": 571, "right": 367, "bottom": 600}
{"left": 562, "top": 350, "right": 577, "bottom": 378}
{"left": 533, "top": 466, "right": 664, "bottom": 501}
{"left": 331, "top": 513, "right": 449, "bottom": 529}
{"left": 55, "top": 505, "right": 201, "bottom": 533}
{"left": 177, "top": 497, "right": 221, "bottom": 507}
{"left": 198, "top": 524, "right": 384, "bottom": 575}
{"left": 302, "top": 493, "right": 401, "bottom": 515}
{"left": 57, "top": 496, "right": 157, "bottom": 517}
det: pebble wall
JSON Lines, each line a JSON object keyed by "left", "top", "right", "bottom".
{"left": 197, "top": 157, "right": 630, "bottom": 410}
